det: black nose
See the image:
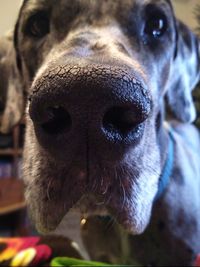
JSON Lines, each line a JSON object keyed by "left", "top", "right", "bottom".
{"left": 40, "top": 106, "right": 72, "bottom": 135}
{"left": 29, "top": 65, "right": 151, "bottom": 159}
{"left": 103, "top": 106, "right": 142, "bottom": 136}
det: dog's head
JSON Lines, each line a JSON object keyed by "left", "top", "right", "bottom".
{"left": 7, "top": 0, "right": 200, "bottom": 234}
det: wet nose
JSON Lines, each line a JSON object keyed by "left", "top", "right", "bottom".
{"left": 29, "top": 65, "right": 151, "bottom": 157}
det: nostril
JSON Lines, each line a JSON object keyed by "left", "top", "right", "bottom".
{"left": 41, "top": 106, "right": 72, "bottom": 135}
{"left": 103, "top": 107, "right": 139, "bottom": 136}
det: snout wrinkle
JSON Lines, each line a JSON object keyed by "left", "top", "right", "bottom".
{"left": 29, "top": 63, "right": 152, "bottom": 124}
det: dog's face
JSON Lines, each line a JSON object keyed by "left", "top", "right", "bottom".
{"left": 11, "top": 0, "right": 199, "bottom": 233}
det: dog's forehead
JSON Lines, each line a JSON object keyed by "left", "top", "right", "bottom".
{"left": 20, "top": 0, "right": 171, "bottom": 15}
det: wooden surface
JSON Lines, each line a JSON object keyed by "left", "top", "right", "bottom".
{"left": 0, "top": 202, "right": 26, "bottom": 215}
{"left": 0, "top": 148, "right": 23, "bottom": 156}
{"left": 0, "top": 122, "right": 27, "bottom": 235}
{"left": 0, "top": 178, "right": 25, "bottom": 215}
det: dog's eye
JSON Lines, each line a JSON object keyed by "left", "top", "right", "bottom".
{"left": 144, "top": 13, "right": 168, "bottom": 38}
{"left": 26, "top": 12, "right": 50, "bottom": 38}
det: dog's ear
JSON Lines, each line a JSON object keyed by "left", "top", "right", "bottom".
{"left": 166, "top": 20, "right": 200, "bottom": 123}
{"left": 0, "top": 34, "right": 24, "bottom": 133}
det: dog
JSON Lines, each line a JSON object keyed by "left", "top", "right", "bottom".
{"left": 0, "top": 0, "right": 200, "bottom": 265}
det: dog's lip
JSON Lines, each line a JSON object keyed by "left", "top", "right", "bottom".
{"left": 108, "top": 207, "right": 145, "bottom": 234}
{"left": 34, "top": 176, "right": 149, "bottom": 235}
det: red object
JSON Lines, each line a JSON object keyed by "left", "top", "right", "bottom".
{"left": 194, "top": 254, "right": 200, "bottom": 267}
{"left": 32, "top": 244, "right": 52, "bottom": 265}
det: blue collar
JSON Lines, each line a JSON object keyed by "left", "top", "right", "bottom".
{"left": 154, "top": 126, "right": 174, "bottom": 201}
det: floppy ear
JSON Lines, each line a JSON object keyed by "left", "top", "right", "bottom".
{"left": 166, "top": 21, "right": 200, "bottom": 123}
{"left": 0, "top": 33, "right": 24, "bottom": 133}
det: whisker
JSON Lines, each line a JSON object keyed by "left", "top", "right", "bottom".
{"left": 46, "top": 177, "right": 53, "bottom": 201}
{"left": 121, "top": 183, "right": 126, "bottom": 210}
{"left": 91, "top": 178, "right": 98, "bottom": 192}
{"left": 95, "top": 199, "right": 106, "bottom": 206}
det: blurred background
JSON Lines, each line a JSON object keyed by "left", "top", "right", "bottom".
{"left": 0, "top": 0, "right": 21, "bottom": 36}
{"left": 0, "top": 0, "right": 199, "bottom": 36}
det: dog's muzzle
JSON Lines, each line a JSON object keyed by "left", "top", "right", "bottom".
{"left": 27, "top": 62, "right": 153, "bottom": 233}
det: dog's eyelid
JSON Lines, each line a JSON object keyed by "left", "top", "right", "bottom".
{"left": 144, "top": 4, "right": 169, "bottom": 24}
{"left": 23, "top": 8, "right": 49, "bottom": 22}
{"left": 23, "top": 9, "right": 50, "bottom": 38}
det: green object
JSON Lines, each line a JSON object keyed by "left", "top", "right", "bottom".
{"left": 50, "top": 257, "right": 111, "bottom": 266}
